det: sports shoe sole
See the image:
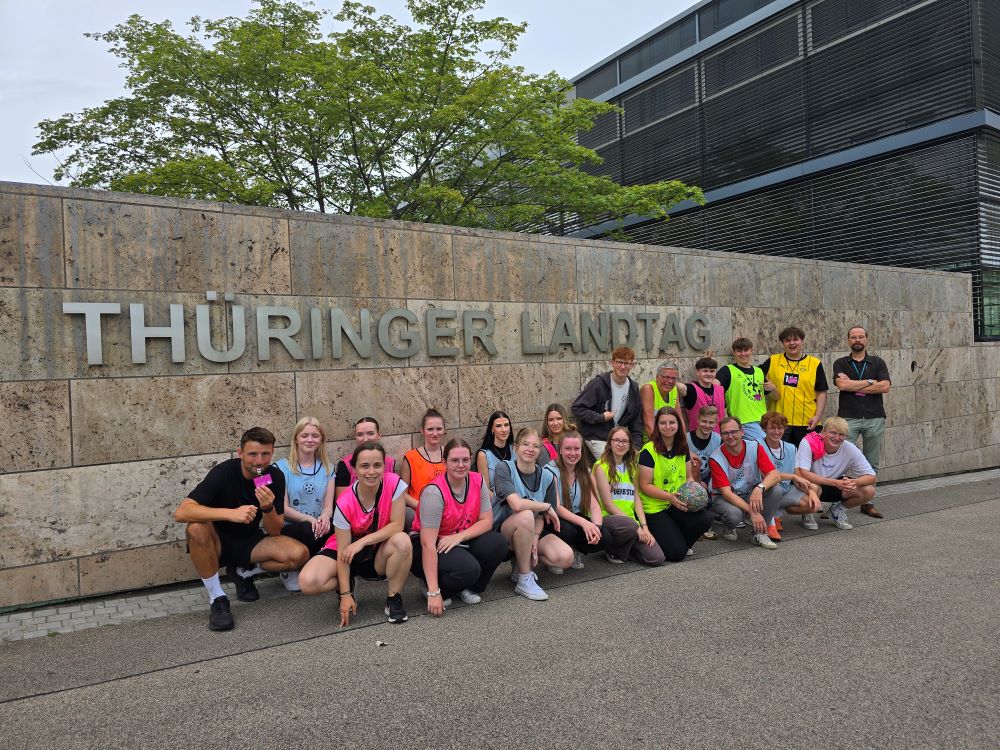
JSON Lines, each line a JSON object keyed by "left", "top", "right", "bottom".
{"left": 514, "top": 584, "right": 549, "bottom": 601}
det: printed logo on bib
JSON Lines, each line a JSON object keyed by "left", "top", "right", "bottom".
{"left": 783, "top": 373, "right": 799, "bottom": 388}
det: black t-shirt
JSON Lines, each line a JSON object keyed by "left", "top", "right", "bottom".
{"left": 188, "top": 458, "right": 286, "bottom": 539}
{"left": 334, "top": 459, "right": 352, "bottom": 487}
{"left": 688, "top": 431, "right": 712, "bottom": 451}
{"left": 833, "top": 354, "right": 890, "bottom": 419}
{"left": 638, "top": 447, "right": 683, "bottom": 468}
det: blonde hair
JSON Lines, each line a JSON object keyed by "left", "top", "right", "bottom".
{"left": 288, "top": 417, "right": 331, "bottom": 474}
{"left": 823, "top": 417, "right": 849, "bottom": 435}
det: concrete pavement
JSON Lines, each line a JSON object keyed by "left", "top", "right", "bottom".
{"left": 1, "top": 471, "right": 998, "bottom": 749}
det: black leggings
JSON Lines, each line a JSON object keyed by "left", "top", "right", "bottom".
{"left": 646, "top": 506, "right": 713, "bottom": 563}
{"left": 410, "top": 531, "right": 508, "bottom": 598}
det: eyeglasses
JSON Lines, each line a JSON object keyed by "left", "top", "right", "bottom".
{"left": 720, "top": 430, "right": 742, "bottom": 437}
{"left": 612, "top": 360, "right": 635, "bottom": 367}
{"left": 610, "top": 438, "right": 630, "bottom": 445}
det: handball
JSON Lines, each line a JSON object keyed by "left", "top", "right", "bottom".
{"left": 676, "top": 481, "right": 709, "bottom": 512}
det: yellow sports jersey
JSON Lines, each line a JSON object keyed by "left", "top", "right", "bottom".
{"left": 767, "top": 355, "right": 823, "bottom": 427}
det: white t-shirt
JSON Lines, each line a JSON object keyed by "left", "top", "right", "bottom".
{"left": 795, "top": 440, "right": 874, "bottom": 479}
{"left": 610, "top": 378, "right": 629, "bottom": 425}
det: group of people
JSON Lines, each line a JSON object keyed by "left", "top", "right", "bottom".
{"left": 175, "top": 325, "right": 889, "bottom": 631}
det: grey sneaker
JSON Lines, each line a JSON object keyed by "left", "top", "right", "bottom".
{"left": 605, "top": 552, "right": 626, "bottom": 564}
{"left": 459, "top": 589, "right": 481, "bottom": 605}
{"left": 279, "top": 570, "right": 301, "bottom": 592}
{"left": 546, "top": 564, "right": 565, "bottom": 575}
{"left": 801, "top": 513, "right": 819, "bottom": 530}
{"left": 571, "top": 552, "right": 585, "bottom": 569}
{"left": 720, "top": 527, "right": 738, "bottom": 542}
{"left": 752, "top": 533, "right": 778, "bottom": 550}
{"left": 685, "top": 548, "right": 694, "bottom": 557}
{"left": 514, "top": 572, "right": 549, "bottom": 601}
{"left": 830, "top": 502, "right": 853, "bottom": 530}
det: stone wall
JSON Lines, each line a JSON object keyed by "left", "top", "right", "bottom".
{"left": 1, "top": 180, "right": 996, "bottom": 609}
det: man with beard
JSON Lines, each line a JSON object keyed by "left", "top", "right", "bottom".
{"left": 832, "top": 326, "right": 891, "bottom": 518}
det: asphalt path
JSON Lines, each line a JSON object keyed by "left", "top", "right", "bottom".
{"left": 1, "top": 480, "right": 998, "bottom": 750}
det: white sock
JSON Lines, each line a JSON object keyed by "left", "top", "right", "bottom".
{"left": 202, "top": 574, "right": 226, "bottom": 602}
{"left": 236, "top": 564, "right": 264, "bottom": 578}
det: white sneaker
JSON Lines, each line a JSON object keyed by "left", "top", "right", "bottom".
{"left": 571, "top": 552, "right": 585, "bottom": 570}
{"left": 514, "top": 572, "right": 549, "bottom": 601}
{"left": 459, "top": 589, "right": 482, "bottom": 605}
{"left": 752, "top": 533, "right": 778, "bottom": 550}
{"left": 721, "top": 527, "right": 738, "bottom": 542}
{"left": 280, "top": 571, "right": 301, "bottom": 592}
{"left": 830, "top": 502, "right": 853, "bottom": 530}
{"left": 801, "top": 513, "right": 819, "bottom": 530}
{"left": 686, "top": 548, "right": 695, "bottom": 557}
{"left": 546, "top": 565, "right": 564, "bottom": 575}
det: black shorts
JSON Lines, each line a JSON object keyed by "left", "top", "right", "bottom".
{"left": 783, "top": 425, "right": 818, "bottom": 447}
{"left": 217, "top": 528, "right": 267, "bottom": 569}
{"left": 317, "top": 546, "right": 384, "bottom": 581}
{"left": 819, "top": 484, "right": 846, "bottom": 506}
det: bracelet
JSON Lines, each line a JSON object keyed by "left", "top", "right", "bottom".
{"left": 425, "top": 589, "right": 441, "bottom": 598}
{"left": 639, "top": 523, "right": 648, "bottom": 528}
{"left": 338, "top": 591, "right": 353, "bottom": 598}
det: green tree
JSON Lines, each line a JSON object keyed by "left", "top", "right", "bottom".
{"left": 34, "top": 0, "right": 702, "bottom": 231}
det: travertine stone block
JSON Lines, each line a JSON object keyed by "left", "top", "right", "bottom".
{"left": 79, "top": 541, "right": 194, "bottom": 596}
{"left": 289, "top": 221, "right": 453, "bottom": 300}
{"left": 0, "top": 288, "right": 232, "bottom": 381}
{"left": 0, "top": 380, "right": 71, "bottom": 473}
{"left": 458, "top": 362, "right": 579, "bottom": 427}
{"left": 876, "top": 271, "right": 902, "bottom": 311}
{"left": 819, "top": 265, "right": 877, "bottom": 310}
{"left": 536, "top": 304, "right": 725, "bottom": 364}
{"left": 295, "top": 367, "right": 459, "bottom": 442}
{"left": 0, "top": 559, "right": 79, "bottom": 608}
{"left": 0, "top": 192, "right": 64, "bottom": 288}
{"left": 454, "top": 235, "right": 575, "bottom": 304}
{"left": 70, "top": 375, "right": 295, "bottom": 464}
{"left": 576, "top": 244, "right": 674, "bottom": 306}
{"left": 228, "top": 294, "right": 405, "bottom": 373}
{"left": 0, "top": 453, "right": 228, "bottom": 568}
{"left": 407, "top": 300, "right": 543, "bottom": 366}
{"left": 882, "top": 384, "right": 915, "bottom": 428}
{"left": 64, "top": 200, "right": 290, "bottom": 293}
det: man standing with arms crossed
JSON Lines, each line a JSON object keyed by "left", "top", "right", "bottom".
{"left": 833, "top": 326, "right": 890, "bottom": 518}
{"left": 175, "top": 427, "right": 310, "bottom": 630}
{"left": 761, "top": 326, "right": 829, "bottom": 446}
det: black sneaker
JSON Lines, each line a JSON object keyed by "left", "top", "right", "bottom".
{"left": 227, "top": 564, "right": 259, "bottom": 602}
{"left": 384, "top": 593, "right": 407, "bottom": 623}
{"left": 208, "top": 595, "right": 235, "bottom": 631}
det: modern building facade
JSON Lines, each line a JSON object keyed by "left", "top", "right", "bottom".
{"left": 570, "top": 0, "right": 1000, "bottom": 338}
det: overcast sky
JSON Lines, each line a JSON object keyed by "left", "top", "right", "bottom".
{"left": 0, "top": 0, "right": 696, "bottom": 186}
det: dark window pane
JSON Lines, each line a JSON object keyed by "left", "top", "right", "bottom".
{"left": 576, "top": 62, "right": 618, "bottom": 100}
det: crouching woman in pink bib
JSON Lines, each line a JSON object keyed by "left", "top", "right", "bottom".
{"left": 411, "top": 439, "right": 508, "bottom": 616}
{"left": 300, "top": 441, "right": 412, "bottom": 625}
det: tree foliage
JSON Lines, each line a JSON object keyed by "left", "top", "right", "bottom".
{"left": 34, "top": 0, "right": 703, "bottom": 231}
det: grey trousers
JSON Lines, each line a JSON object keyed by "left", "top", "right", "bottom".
{"left": 713, "top": 486, "right": 798, "bottom": 527}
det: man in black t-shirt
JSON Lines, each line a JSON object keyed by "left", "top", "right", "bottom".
{"left": 833, "top": 326, "right": 891, "bottom": 519}
{"left": 175, "top": 426, "right": 309, "bottom": 630}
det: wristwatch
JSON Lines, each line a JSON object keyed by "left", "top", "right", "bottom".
{"left": 866, "top": 378, "right": 874, "bottom": 385}
{"left": 755, "top": 483, "right": 765, "bottom": 491}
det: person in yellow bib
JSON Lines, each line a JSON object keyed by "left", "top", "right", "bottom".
{"left": 717, "top": 337, "right": 774, "bottom": 444}
{"left": 760, "top": 326, "right": 828, "bottom": 446}
{"left": 636, "top": 406, "right": 713, "bottom": 562}
{"left": 640, "top": 362, "right": 682, "bottom": 438}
